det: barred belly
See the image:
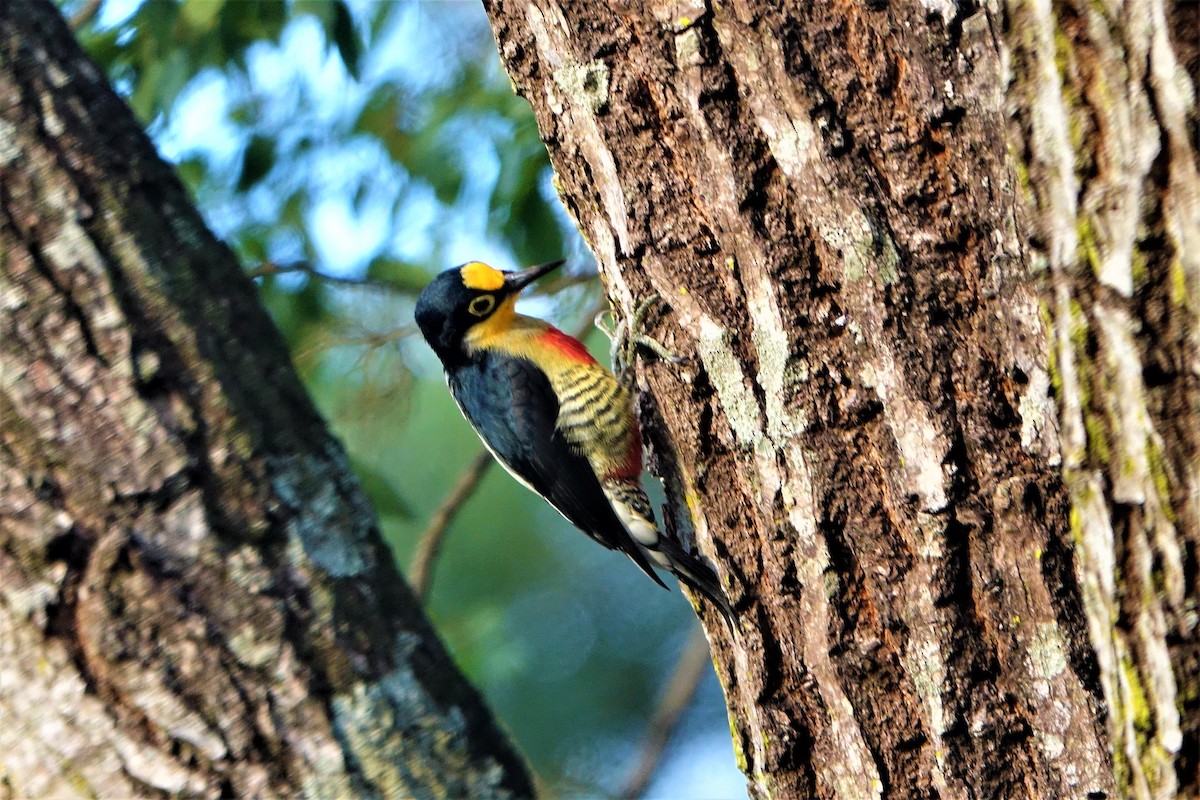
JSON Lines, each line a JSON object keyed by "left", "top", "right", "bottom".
{"left": 549, "top": 363, "right": 637, "bottom": 476}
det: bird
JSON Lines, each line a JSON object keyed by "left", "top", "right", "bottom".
{"left": 414, "top": 259, "right": 735, "bottom": 628}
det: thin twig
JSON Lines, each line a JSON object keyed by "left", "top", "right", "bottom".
{"left": 292, "top": 324, "right": 416, "bottom": 371}
{"left": 248, "top": 260, "right": 599, "bottom": 297}
{"left": 532, "top": 269, "right": 600, "bottom": 296}
{"left": 408, "top": 450, "right": 494, "bottom": 602}
{"left": 69, "top": 0, "right": 103, "bottom": 30}
{"left": 247, "top": 260, "right": 409, "bottom": 292}
{"left": 618, "top": 628, "right": 714, "bottom": 800}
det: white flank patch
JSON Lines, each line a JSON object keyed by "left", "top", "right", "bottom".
{"left": 603, "top": 487, "right": 659, "bottom": 547}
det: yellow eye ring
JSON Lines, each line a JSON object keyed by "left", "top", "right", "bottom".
{"left": 468, "top": 294, "right": 496, "bottom": 317}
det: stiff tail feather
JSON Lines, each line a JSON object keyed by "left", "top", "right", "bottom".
{"left": 603, "top": 479, "right": 737, "bottom": 631}
{"left": 655, "top": 536, "right": 738, "bottom": 632}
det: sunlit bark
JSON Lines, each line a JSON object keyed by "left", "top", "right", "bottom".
{"left": 484, "top": 0, "right": 1198, "bottom": 797}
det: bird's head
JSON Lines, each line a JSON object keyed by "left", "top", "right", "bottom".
{"left": 414, "top": 259, "right": 563, "bottom": 362}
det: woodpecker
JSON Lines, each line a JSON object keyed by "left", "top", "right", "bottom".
{"left": 414, "top": 259, "right": 735, "bottom": 627}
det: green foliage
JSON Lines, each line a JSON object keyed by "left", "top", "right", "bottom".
{"left": 75, "top": 0, "right": 290, "bottom": 120}
{"left": 492, "top": 115, "right": 564, "bottom": 266}
{"left": 61, "top": 0, "right": 739, "bottom": 795}
{"left": 365, "top": 256, "right": 433, "bottom": 294}
{"left": 236, "top": 134, "right": 276, "bottom": 191}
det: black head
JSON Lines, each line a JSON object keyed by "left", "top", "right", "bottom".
{"left": 414, "top": 259, "right": 563, "bottom": 363}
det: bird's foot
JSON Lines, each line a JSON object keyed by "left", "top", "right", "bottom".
{"left": 596, "top": 295, "right": 685, "bottom": 386}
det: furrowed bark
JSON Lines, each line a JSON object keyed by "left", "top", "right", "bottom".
{"left": 1006, "top": 0, "right": 1199, "bottom": 794}
{"left": 0, "top": 2, "right": 533, "bottom": 797}
{"left": 483, "top": 0, "right": 1198, "bottom": 797}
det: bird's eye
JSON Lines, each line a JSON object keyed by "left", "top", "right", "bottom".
{"left": 468, "top": 294, "right": 496, "bottom": 317}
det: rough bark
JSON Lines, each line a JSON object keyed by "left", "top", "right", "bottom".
{"left": 1006, "top": 1, "right": 1199, "bottom": 795}
{"left": 484, "top": 0, "right": 1197, "bottom": 798}
{"left": 0, "top": 3, "right": 533, "bottom": 798}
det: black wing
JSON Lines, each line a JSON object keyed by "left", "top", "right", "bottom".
{"left": 448, "top": 351, "right": 666, "bottom": 589}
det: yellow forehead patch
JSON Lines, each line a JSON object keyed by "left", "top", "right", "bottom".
{"left": 460, "top": 261, "right": 506, "bottom": 291}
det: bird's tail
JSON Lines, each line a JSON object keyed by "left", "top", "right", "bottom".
{"left": 653, "top": 536, "right": 738, "bottom": 633}
{"left": 603, "top": 478, "right": 738, "bottom": 631}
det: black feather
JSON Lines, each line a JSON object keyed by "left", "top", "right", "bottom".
{"left": 447, "top": 351, "right": 668, "bottom": 589}
{"left": 652, "top": 535, "right": 738, "bottom": 631}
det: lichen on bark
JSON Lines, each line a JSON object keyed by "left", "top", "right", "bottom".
{"left": 483, "top": 0, "right": 1197, "bottom": 796}
{"left": 0, "top": 3, "right": 534, "bottom": 797}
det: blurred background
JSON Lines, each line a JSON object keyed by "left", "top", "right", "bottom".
{"left": 57, "top": 1, "right": 745, "bottom": 797}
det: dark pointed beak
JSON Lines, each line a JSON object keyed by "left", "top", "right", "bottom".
{"left": 504, "top": 259, "right": 564, "bottom": 293}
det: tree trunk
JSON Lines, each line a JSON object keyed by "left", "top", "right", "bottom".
{"left": 0, "top": 3, "right": 533, "bottom": 798}
{"left": 483, "top": 1, "right": 1197, "bottom": 798}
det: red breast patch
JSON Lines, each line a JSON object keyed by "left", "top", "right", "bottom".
{"left": 610, "top": 425, "right": 644, "bottom": 480}
{"left": 540, "top": 326, "right": 597, "bottom": 364}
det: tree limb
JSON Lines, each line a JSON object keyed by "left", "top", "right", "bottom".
{"left": 0, "top": 4, "right": 535, "bottom": 796}
{"left": 409, "top": 450, "right": 496, "bottom": 602}
{"left": 617, "top": 628, "right": 713, "bottom": 800}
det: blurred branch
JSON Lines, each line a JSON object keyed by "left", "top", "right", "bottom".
{"left": 69, "top": 0, "right": 103, "bottom": 30}
{"left": 248, "top": 260, "right": 414, "bottom": 293}
{"left": 292, "top": 324, "right": 415, "bottom": 374}
{"left": 618, "top": 628, "right": 713, "bottom": 800}
{"left": 409, "top": 449, "right": 494, "bottom": 602}
{"left": 250, "top": 260, "right": 599, "bottom": 298}
{"left": 532, "top": 268, "right": 600, "bottom": 296}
